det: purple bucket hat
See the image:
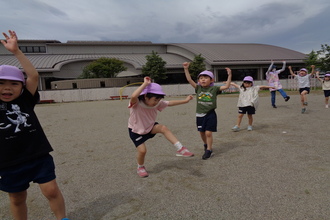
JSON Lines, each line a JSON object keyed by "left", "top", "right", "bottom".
{"left": 325, "top": 73, "right": 330, "bottom": 77}
{"left": 0, "top": 65, "right": 25, "bottom": 85}
{"left": 140, "top": 83, "right": 166, "bottom": 96}
{"left": 198, "top": 70, "right": 215, "bottom": 86}
{"left": 243, "top": 76, "right": 253, "bottom": 82}
{"left": 299, "top": 68, "right": 308, "bottom": 73}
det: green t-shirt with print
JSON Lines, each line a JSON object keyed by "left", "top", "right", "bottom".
{"left": 195, "top": 85, "right": 222, "bottom": 114}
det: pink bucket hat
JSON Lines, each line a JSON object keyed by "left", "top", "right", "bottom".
{"left": 0, "top": 65, "right": 25, "bottom": 85}
{"left": 140, "top": 83, "right": 166, "bottom": 96}
{"left": 198, "top": 70, "right": 215, "bottom": 86}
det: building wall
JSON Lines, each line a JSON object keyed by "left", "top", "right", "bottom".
{"left": 40, "top": 79, "right": 320, "bottom": 103}
{"left": 51, "top": 77, "right": 144, "bottom": 89}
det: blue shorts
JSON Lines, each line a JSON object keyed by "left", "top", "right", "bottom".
{"left": 324, "top": 90, "right": 330, "bottom": 97}
{"left": 196, "top": 110, "right": 217, "bottom": 132}
{"left": 299, "top": 87, "right": 310, "bottom": 94}
{"left": 128, "top": 123, "right": 158, "bottom": 147}
{"left": 238, "top": 106, "right": 255, "bottom": 115}
{"left": 0, "top": 154, "right": 56, "bottom": 193}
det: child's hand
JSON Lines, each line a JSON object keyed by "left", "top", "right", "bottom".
{"left": 1, "top": 30, "right": 19, "bottom": 54}
{"left": 185, "top": 95, "right": 193, "bottom": 101}
{"left": 144, "top": 76, "right": 151, "bottom": 85}
{"left": 225, "top": 67, "right": 232, "bottom": 75}
{"left": 311, "top": 65, "right": 315, "bottom": 68}
{"left": 183, "top": 62, "right": 190, "bottom": 69}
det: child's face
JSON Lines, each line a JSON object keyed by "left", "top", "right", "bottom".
{"left": 324, "top": 76, "right": 330, "bottom": 81}
{"left": 144, "top": 96, "right": 162, "bottom": 107}
{"left": 299, "top": 70, "right": 307, "bottom": 76}
{"left": 0, "top": 79, "right": 23, "bottom": 102}
{"left": 243, "top": 81, "right": 253, "bottom": 87}
{"left": 198, "top": 75, "right": 214, "bottom": 87}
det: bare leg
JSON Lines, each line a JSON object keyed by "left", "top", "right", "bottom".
{"left": 39, "top": 179, "right": 66, "bottom": 220}
{"left": 247, "top": 114, "right": 253, "bottom": 126}
{"left": 236, "top": 114, "right": 244, "bottom": 127}
{"left": 9, "top": 191, "right": 28, "bottom": 220}
{"left": 136, "top": 143, "right": 147, "bottom": 165}
{"left": 199, "top": 131, "right": 206, "bottom": 145}
{"left": 151, "top": 124, "right": 178, "bottom": 144}
{"left": 205, "top": 130, "right": 213, "bottom": 151}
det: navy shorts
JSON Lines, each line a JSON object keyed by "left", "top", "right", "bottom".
{"left": 299, "top": 87, "right": 310, "bottom": 94}
{"left": 324, "top": 90, "right": 330, "bottom": 97}
{"left": 196, "top": 110, "right": 217, "bottom": 132}
{"left": 238, "top": 106, "right": 255, "bottom": 115}
{"left": 0, "top": 154, "right": 56, "bottom": 193}
{"left": 129, "top": 123, "right": 158, "bottom": 147}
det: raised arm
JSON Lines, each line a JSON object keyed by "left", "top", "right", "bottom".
{"left": 219, "top": 67, "right": 232, "bottom": 91}
{"left": 288, "top": 66, "right": 295, "bottom": 76}
{"left": 266, "top": 61, "right": 274, "bottom": 75}
{"left": 279, "top": 61, "right": 286, "bottom": 73}
{"left": 183, "top": 62, "right": 197, "bottom": 88}
{"left": 310, "top": 65, "right": 316, "bottom": 76}
{"left": 1, "top": 30, "right": 39, "bottom": 95}
{"left": 315, "top": 70, "right": 322, "bottom": 81}
{"left": 168, "top": 95, "right": 193, "bottom": 106}
{"left": 130, "top": 77, "right": 151, "bottom": 106}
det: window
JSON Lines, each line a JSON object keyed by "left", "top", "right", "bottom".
{"left": 19, "top": 46, "right": 46, "bottom": 53}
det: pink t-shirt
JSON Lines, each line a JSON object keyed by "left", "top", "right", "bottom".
{"left": 128, "top": 100, "right": 169, "bottom": 135}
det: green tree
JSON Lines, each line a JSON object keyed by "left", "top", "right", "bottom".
{"left": 79, "top": 57, "right": 127, "bottom": 79}
{"left": 188, "top": 54, "right": 206, "bottom": 80}
{"left": 317, "top": 44, "right": 330, "bottom": 71}
{"left": 305, "top": 44, "right": 330, "bottom": 72}
{"left": 142, "top": 51, "right": 167, "bottom": 82}
{"left": 304, "top": 50, "right": 319, "bottom": 68}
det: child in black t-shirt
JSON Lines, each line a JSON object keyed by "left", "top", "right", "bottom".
{"left": 0, "top": 30, "right": 70, "bottom": 220}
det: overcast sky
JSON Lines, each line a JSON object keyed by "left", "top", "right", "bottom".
{"left": 2, "top": 0, "right": 330, "bottom": 54}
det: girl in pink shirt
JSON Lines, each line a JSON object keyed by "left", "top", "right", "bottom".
{"left": 128, "top": 77, "right": 194, "bottom": 177}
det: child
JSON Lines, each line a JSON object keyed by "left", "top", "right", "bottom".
{"left": 316, "top": 71, "right": 330, "bottom": 108}
{"left": 265, "top": 60, "right": 290, "bottom": 108}
{"left": 0, "top": 30, "right": 70, "bottom": 219}
{"left": 128, "top": 76, "right": 194, "bottom": 178}
{"left": 288, "top": 65, "right": 315, "bottom": 113}
{"left": 231, "top": 76, "right": 274, "bottom": 131}
{"left": 183, "top": 62, "right": 232, "bottom": 160}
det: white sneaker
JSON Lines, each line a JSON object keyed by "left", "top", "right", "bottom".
{"left": 247, "top": 126, "right": 253, "bottom": 131}
{"left": 232, "top": 125, "right": 240, "bottom": 132}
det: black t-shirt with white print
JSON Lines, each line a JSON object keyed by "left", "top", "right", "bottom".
{"left": 0, "top": 89, "right": 53, "bottom": 169}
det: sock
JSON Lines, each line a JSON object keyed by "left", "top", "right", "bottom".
{"left": 174, "top": 142, "right": 183, "bottom": 151}
{"left": 138, "top": 164, "right": 144, "bottom": 168}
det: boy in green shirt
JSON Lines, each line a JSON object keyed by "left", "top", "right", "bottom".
{"left": 183, "top": 62, "right": 232, "bottom": 159}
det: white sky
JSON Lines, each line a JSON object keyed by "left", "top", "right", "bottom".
{"left": 1, "top": 0, "right": 330, "bottom": 54}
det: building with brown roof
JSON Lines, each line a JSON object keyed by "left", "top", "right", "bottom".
{"left": 0, "top": 40, "right": 307, "bottom": 90}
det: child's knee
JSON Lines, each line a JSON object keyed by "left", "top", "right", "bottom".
{"left": 40, "top": 182, "right": 60, "bottom": 199}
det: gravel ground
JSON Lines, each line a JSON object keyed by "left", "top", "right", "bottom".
{"left": 1, "top": 90, "right": 329, "bottom": 220}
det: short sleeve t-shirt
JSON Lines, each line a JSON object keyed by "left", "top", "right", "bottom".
{"left": 237, "top": 86, "right": 260, "bottom": 109}
{"left": 195, "top": 85, "right": 222, "bottom": 116}
{"left": 295, "top": 74, "right": 312, "bottom": 88}
{"left": 0, "top": 89, "right": 53, "bottom": 169}
{"left": 128, "top": 99, "right": 169, "bottom": 135}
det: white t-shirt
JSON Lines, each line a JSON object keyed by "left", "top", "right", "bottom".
{"left": 237, "top": 86, "right": 260, "bottom": 109}
{"left": 295, "top": 74, "right": 312, "bottom": 88}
